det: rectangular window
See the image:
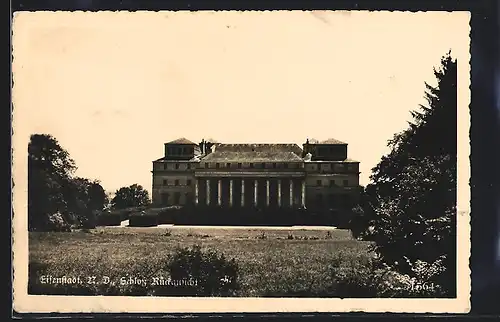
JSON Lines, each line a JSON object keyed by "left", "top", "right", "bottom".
{"left": 161, "top": 193, "right": 169, "bottom": 206}
{"left": 175, "top": 163, "right": 179, "bottom": 170}
{"left": 187, "top": 164, "right": 191, "bottom": 169}
{"left": 216, "top": 163, "right": 220, "bottom": 169}
{"left": 272, "top": 163, "right": 277, "bottom": 168}
{"left": 175, "top": 179, "right": 179, "bottom": 186}
{"left": 237, "top": 163, "right": 242, "bottom": 169}
{"left": 317, "top": 180, "right": 322, "bottom": 186}
{"left": 174, "top": 192, "right": 181, "bottom": 205}
{"left": 163, "top": 179, "right": 167, "bottom": 185}
{"left": 249, "top": 163, "right": 254, "bottom": 168}
{"left": 343, "top": 179, "right": 348, "bottom": 186}
{"left": 330, "top": 180, "right": 335, "bottom": 187}
{"left": 226, "top": 163, "right": 231, "bottom": 168}
{"left": 205, "top": 163, "right": 209, "bottom": 169}
{"left": 163, "top": 164, "right": 167, "bottom": 170}
{"left": 187, "top": 179, "right": 191, "bottom": 186}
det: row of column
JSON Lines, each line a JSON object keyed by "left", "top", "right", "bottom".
{"left": 194, "top": 178, "right": 306, "bottom": 208}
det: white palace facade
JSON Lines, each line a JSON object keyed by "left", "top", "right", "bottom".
{"left": 151, "top": 138, "right": 361, "bottom": 213}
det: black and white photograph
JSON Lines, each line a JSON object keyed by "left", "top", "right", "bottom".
{"left": 12, "top": 10, "right": 471, "bottom": 313}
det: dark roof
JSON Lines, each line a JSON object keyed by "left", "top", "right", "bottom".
{"left": 153, "top": 156, "right": 201, "bottom": 162}
{"left": 318, "top": 138, "right": 347, "bottom": 145}
{"left": 201, "top": 151, "right": 303, "bottom": 162}
{"left": 166, "top": 137, "right": 197, "bottom": 145}
{"left": 215, "top": 143, "right": 303, "bottom": 154}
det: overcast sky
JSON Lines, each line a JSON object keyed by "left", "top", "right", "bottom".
{"left": 13, "top": 10, "right": 470, "bottom": 202}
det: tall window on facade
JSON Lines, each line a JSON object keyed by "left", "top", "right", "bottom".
{"left": 272, "top": 163, "right": 277, "bottom": 168}
{"left": 330, "top": 180, "right": 335, "bottom": 187}
{"left": 174, "top": 192, "right": 181, "bottom": 205}
{"left": 216, "top": 163, "right": 220, "bottom": 169}
{"left": 343, "top": 179, "right": 348, "bottom": 187}
{"left": 187, "top": 179, "right": 191, "bottom": 186}
{"left": 316, "top": 179, "right": 322, "bottom": 186}
{"left": 187, "top": 164, "right": 190, "bottom": 169}
{"left": 175, "top": 179, "right": 179, "bottom": 186}
{"left": 161, "top": 193, "right": 169, "bottom": 205}
{"left": 237, "top": 163, "right": 242, "bottom": 169}
{"left": 226, "top": 163, "right": 231, "bottom": 168}
{"left": 175, "top": 163, "right": 179, "bottom": 170}
{"left": 328, "top": 194, "right": 336, "bottom": 207}
{"left": 163, "top": 163, "right": 167, "bottom": 170}
{"left": 205, "top": 163, "right": 209, "bottom": 169}
{"left": 163, "top": 179, "right": 167, "bottom": 186}
{"left": 249, "top": 163, "right": 254, "bottom": 168}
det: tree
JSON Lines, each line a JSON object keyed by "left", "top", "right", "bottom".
{"left": 28, "top": 134, "right": 76, "bottom": 231}
{"left": 63, "top": 177, "right": 108, "bottom": 228}
{"left": 352, "top": 52, "right": 457, "bottom": 296}
{"left": 111, "top": 184, "right": 150, "bottom": 209}
{"left": 28, "top": 133, "right": 109, "bottom": 231}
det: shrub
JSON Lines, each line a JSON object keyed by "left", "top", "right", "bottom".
{"left": 157, "top": 206, "right": 182, "bottom": 224}
{"left": 326, "top": 252, "right": 448, "bottom": 298}
{"left": 96, "top": 211, "right": 122, "bottom": 226}
{"left": 164, "top": 245, "right": 240, "bottom": 297}
{"left": 45, "top": 212, "right": 72, "bottom": 232}
{"left": 129, "top": 211, "right": 158, "bottom": 227}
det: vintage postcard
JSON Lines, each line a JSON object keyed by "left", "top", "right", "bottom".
{"left": 12, "top": 10, "right": 471, "bottom": 314}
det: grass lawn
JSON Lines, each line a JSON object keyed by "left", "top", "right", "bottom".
{"left": 29, "top": 226, "right": 373, "bottom": 297}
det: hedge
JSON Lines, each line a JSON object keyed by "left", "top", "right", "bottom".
{"left": 96, "top": 213, "right": 122, "bottom": 226}
{"left": 95, "top": 205, "right": 352, "bottom": 227}
{"left": 129, "top": 212, "right": 159, "bottom": 227}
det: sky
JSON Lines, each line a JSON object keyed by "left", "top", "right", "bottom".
{"left": 12, "top": 10, "right": 470, "bottom": 199}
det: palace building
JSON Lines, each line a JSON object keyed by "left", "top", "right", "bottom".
{"left": 151, "top": 138, "right": 361, "bottom": 213}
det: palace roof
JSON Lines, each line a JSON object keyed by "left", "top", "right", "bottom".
{"left": 215, "top": 143, "right": 303, "bottom": 154}
{"left": 201, "top": 151, "right": 304, "bottom": 163}
{"left": 318, "top": 138, "right": 347, "bottom": 145}
{"left": 165, "top": 137, "right": 197, "bottom": 145}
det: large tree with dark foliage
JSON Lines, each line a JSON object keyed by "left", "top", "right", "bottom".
{"left": 350, "top": 52, "right": 457, "bottom": 296}
{"left": 28, "top": 134, "right": 76, "bottom": 231}
{"left": 111, "top": 184, "right": 150, "bottom": 209}
{"left": 63, "top": 177, "right": 108, "bottom": 228}
{"left": 28, "top": 134, "right": 108, "bottom": 231}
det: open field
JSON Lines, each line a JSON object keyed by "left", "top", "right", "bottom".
{"left": 29, "top": 226, "right": 374, "bottom": 297}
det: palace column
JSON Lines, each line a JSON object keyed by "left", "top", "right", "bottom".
{"left": 301, "top": 180, "right": 306, "bottom": 208}
{"left": 266, "top": 179, "right": 270, "bottom": 207}
{"left": 195, "top": 179, "right": 199, "bottom": 205}
{"left": 277, "top": 179, "right": 282, "bottom": 207}
{"left": 229, "top": 179, "right": 234, "bottom": 207}
{"left": 218, "top": 179, "right": 222, "bottom": 206}
{"left": 254, "top": 179, "right": 258, "bottom": 206}
{"left": 289, "top": 180, "right": 294, "bottom": 207}
{"left": 241, "top": 179, "right": 245, "bottom": 207}
{"left": 206, "top": 179, "right": 211, "bottom": 206}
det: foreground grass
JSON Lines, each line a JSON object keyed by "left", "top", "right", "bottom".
{"left": 29, "top": 227, "right": 373, "bottom": 297}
